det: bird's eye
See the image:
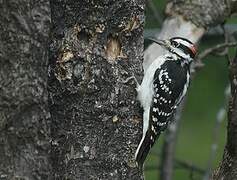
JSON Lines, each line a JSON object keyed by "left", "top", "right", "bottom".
{"left": 172, "top": 41, "right": 179, "bottom": 47}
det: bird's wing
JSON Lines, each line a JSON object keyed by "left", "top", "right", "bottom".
{"left": 135, "top": 60, "right": 189, "bottom": 166}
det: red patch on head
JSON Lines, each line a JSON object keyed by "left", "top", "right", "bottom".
{"left": 190, "top": 45, "right": 197, "bottom": 56}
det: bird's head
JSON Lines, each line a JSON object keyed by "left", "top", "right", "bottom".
{"left": 149, "top": 37, "right": 197, "bottom": 64}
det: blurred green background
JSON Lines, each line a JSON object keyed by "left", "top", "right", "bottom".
{"left": 144, "top": 1, "right": 237, "bottom": 179}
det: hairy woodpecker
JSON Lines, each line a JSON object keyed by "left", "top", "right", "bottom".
{"left": 135, "top": 37, "right": 197, "bottom": 166}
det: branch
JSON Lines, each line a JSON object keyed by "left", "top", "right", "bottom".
{"left": 196, "top": 42, "right": 237, "bottom": 62}
{"left": 144, "top": 24, "right": 237, "bottom": 39}
{"left": 193, "top": 41, "right": 237, "bottom": 71}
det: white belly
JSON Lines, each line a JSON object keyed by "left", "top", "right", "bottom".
{"left": 137, "top": 56, "right": 166, "bottom": 109}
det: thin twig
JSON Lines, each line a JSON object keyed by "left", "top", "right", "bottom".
{"left": 196, "top": 42, "right": 237, "bottom": 61}
{"left": 193, "top": 41, "right": 237, "bottom": 71}
{"left": 175, "top": 158, "right": 205, "bottom": 175}
{"left": 145, "top": 157, "right": 205, "bottom": 175}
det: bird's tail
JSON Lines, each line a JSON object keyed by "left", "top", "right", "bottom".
{"left": 135, "top": 131, "right": 155, "bottom": 167}
{"left": 135, "top": 109, "right": 161, "bottom": 167}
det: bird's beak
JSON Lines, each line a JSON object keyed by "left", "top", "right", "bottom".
{"left": 148, "top": 38, "right": 169, "bottom": 48}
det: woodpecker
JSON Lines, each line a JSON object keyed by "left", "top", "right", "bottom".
{"left": 135, "top": 37, "right": 197, "bottom": 166}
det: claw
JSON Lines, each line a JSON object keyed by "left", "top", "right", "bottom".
{"left": 119, "top": 75, "right": 140, "bottom": 88}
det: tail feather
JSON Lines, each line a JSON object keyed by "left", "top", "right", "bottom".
{"left": 135, "top": 132, "right": 152, "bottom": 167}
{"left": 135, "top": 130, "right": 160, "bottom": 167}
{"left": 135, "top": 108, "right": 150, "bottom": 167}
{"left": 135, "top": 107, "right": 163, "bottom": 167}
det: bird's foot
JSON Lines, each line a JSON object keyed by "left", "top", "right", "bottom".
{"left": 119, "top": 75, "right": 140, "bottom": 88}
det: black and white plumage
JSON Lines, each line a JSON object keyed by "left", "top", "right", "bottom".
{"left": 135, "top": 37, "right": 197, "bottom": 166}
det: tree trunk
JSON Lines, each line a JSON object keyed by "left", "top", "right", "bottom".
{"left": 143, "top": 1, "right": 237, "bottom": 180}
{"left": 0, "top": 0, "right": 51, "bottom": 179}
{"left": 212, "top": 51, "right": 237, "bottom": 180}
{"left": 48, "top": 0, "right": 144, "bottom": 179}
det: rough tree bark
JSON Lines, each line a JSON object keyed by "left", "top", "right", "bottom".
{"left": 48, "top": 0, "right": 144, "bottom": 179}
{"left": 212, "top": 51, "right": 237, "bottom": 180}
{"left": 143, "top": 1, "right": 237, "bottom": 180}
{"left": 0, "top": 0, "right": 51, "bottom": 179}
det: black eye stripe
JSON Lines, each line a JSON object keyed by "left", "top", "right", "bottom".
{"left": 171, "top": 41, "right": 179, "bottom": 47}
{"left": 178, "top": 44, "right": 195, "bottom": 58}
{"left": 170, "top": 38, "right": 196, "bottom": 58}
